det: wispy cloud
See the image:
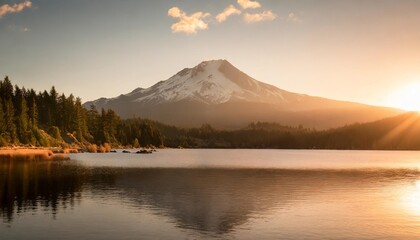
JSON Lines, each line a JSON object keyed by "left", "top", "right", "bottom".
{"left": 244, "top": 10, "right": 276, "bottom": 23}
{"left": 168, "top": 7, "right": 210, "bottom": 34}
{"left": 287, "top": 12, "right": 301, "bottom": 23}
{"left": 237, "top": 0, "right": 261, "bottom": 9}
{"left": 216, "top": 5, "right": 241, "bottom": 23}
{"left": 0, "top": 0, "right": 32, "bottom": 18}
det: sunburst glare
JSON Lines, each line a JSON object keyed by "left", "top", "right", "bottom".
{"left": 388, "top": 81, "right": 420, "bottom": 111}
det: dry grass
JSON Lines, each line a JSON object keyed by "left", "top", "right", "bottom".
{"left": 87, "top": 144, "right": 98, "bottom": 153}
{"left": 87, "top": 143, "right": 111, "bottom": 153}
{"left": 98, "top": 145, "right": 106, "bottom": 153}
{"left": 104, "top": 143, "right": 111, "bottom": 152}
{"left": 0, "top": 148, "right": 70, "bottom": 161}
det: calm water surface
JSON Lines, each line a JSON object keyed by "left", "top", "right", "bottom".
{"left": 2, "top": 149, "right": 420, "bottom": 239}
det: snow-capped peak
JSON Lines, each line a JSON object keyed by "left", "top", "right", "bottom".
{"left": 121, "top": 59, "right": 298, "bottom": 105}
{"left": 86, "top": 59, "right": 306, "bottom": 108}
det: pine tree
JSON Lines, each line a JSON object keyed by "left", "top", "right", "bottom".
{"left": 17, "top": 97, "right": 30, "bottom": 143}
{"left": 86, "top": 105, "right": 100, "bottom": 143}
{"left": 73, "top": 97, "right": 88, "bottom": 142}
{"left": 38, "top": 90, "right": 51, "bottom": 125}
{"left": 57, "top": 93, "right": 67, "bottom": 132}
{"left": 0, "top": 76, "right": 14, "bottom": 101}
{"left": 13, "top": 86, "right": 30, "bottom": 143}
{"left": 4, "top": 99, "right": 17, "bottom": 143}
{"left": 0, "top": 99, "right": 5, "bottom": 134}
{"left": 49, "top": 86, "right": 58, "bottom": 126}
{"left": 28, "top": 96, "right": 38, "bottom": 127}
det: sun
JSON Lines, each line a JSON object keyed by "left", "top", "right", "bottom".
{"left": 387, "top": 81, "right": 420, "bottom": 111}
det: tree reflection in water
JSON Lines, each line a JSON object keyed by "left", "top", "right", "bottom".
{"left": 0, "top": 158, "right": 86, "bottom": 222}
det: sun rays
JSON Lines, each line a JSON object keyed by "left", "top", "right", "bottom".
{"left": 375, "top": 113, "right": 420, "bottom": 149}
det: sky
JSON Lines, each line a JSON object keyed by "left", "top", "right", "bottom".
{"left": 1, "top": 0, "right": 420, "bottom": 110}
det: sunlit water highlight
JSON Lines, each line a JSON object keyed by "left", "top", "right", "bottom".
{"left": 2, "top": 149, "right": 420, "bottom": 239}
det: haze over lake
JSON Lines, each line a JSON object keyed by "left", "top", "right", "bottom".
{"left": 2, "top": 0, "right": 420, "bottom": 239}
{"left": 2, "top": 150, "right": 420, "bottom": 240}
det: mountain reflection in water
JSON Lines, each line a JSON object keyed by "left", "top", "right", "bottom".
{"left": 2, "top": 156, "right": 420, "bottom": 239}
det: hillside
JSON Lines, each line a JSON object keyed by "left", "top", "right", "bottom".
{"left": 85, "top": 60, "right": 403, "bottom": 129}
{"left": 159, "top": 112, "right": 420, "bottom": 150}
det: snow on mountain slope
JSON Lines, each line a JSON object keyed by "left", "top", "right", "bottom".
{"left": 134, "top": 60, "right": 244, "bottom": 104}
{"left": 92, "top": 59, "right": 306, "bottom": 106}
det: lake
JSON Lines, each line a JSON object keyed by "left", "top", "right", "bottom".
{"left": 2, "top": 149, "right": 420, "bottom": 239}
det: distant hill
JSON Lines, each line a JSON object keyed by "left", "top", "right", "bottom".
{"left": 314, "top": 112, "right": 420, "bottom": 150}
{"left": 84, "top": 59, "right": 403, "bottom": 129}
{"left": 158, "top": 112, "right": 420, "bottom": 150}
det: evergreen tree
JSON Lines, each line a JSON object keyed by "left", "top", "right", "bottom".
{"left": 37, "top": 90, "right": 52, "bottom": 126}
{"left": 57, "top": 93, "right": 66, "bottom": 131}
{"left": 86, "top": 105, "right": 100, "bottom": 143}
{"left": 27, "top": 93, "right": 38, "bottom": 127}
{"left": 49, "top": 126, "right": 62, "bottom": 141}
{"left": 0, "top": 99, "right": 5, "bottom": 134}
{"left": 13, "top": 86, "right": 30, "bottom": 144}
{"left": 73, "top": 97, "right": 88, "bottom": 141}
{"left": 17, "top": 97, "right": 30, "bottom": 143}
{"left": 49, "top": 86, "right": 58, "bottom": 125}
{"left": 4, "top": 98, "right": 17, "bottom": 143}
{"left": 0, "top": 76, "right": 14, "bottom": 101}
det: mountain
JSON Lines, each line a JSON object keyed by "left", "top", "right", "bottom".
{"left": 84, "top": 59, "right": 403, "bottom": 129}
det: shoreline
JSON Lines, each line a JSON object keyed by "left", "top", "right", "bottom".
{"left": 0, "top": 147, "right": 74, "bottom": 160}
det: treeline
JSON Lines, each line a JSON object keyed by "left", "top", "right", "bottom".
{"left": 1, "top": 76, "right": 419, "bottom": 150}
{"left": 158, "top": 122, "right": 308, "bottom": 148}
{"left": 159, "top": 113, "right": 420, "bottom": 150}
{"left": 0, "top": 77, "right": 163, "bottom": 148}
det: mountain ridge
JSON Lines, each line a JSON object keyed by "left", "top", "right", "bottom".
{"left": 84, "top": 59, "right": 403, "bottom": 129}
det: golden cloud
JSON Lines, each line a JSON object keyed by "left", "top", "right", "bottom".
{"left": 168, "top": 7, "right": 211, "bottom": 34}
{"left": 237, "top": 0, "right": 261, "bottom": 9}
{"left": 216, "top": 5, "right": 241, "bottom": 23}
{"left": 243, "top": 10, "right": 276, "bottom": 23}
{"left": 0, "top": 0, "right": 32, "bottom": 18}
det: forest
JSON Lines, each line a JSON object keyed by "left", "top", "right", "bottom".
{"left": 0, "top": 77, "right": 163, "bottom": 149}
{"left": 1, "top": 76, "right": 419, "bottom": 150}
